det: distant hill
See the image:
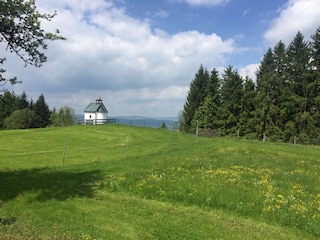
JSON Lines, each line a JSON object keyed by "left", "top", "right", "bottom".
{"left": 75, "top": 115, "right": 179, "bottom": 129}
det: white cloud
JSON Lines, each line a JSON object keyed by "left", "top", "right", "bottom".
{"left": 264, "top": 0, "right": 320, "bottom": 45}
{"left": 4, "top": 0, "right": 236, "bottom": 117}
{"left": 239, "top": 64, "right": 259, "bottom": 81}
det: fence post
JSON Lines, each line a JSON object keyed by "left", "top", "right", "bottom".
{"left": 196, "top": 121, "right": 199, "bottom": 136}
{"left": 168, "top": 125, "right": 173, "bottom": 150}
{"left": 62, "top": 133, "right": 68, "bottom": 168}
{"left": 126, "top": 133, "right": 130, "bottom": 158}
{"left": 196, "top": 121, "right": 199, "bottom": 142}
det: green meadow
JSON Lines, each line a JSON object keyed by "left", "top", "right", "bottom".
{"left": 0, "top": 125, "right": 319, "bottom": 239}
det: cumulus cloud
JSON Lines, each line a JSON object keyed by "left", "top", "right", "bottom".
{"left": 5, "top": 0, "right": 237, "bottom": 117}
{"left": 264, "top": 0, "right": 320, "bottom": 45}
{"left": 9, "top": 0, "right": 303, "bottom": 117}
{"left": 239, "top": 64, "right": 259, "bottom": 81}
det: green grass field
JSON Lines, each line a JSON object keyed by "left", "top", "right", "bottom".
{"left": 0, "top": 125, "right": 319, "bottom": 239}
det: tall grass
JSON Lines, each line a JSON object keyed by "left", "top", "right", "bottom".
{"left": 0, "top": 125, "right": 319, "bottom": 239}
{"left": 106, "top": 135, "right": 320, "bottom": 236}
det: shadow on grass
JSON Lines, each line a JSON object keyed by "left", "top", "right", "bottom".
{"left": 0, "top": 168, "right": 103, "bottom": 202}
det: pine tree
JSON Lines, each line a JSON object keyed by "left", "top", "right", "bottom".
{"left": 192, "top": 95, "right": 222, "bottom": 130}
{"left": 240, "top": 76, "right": 257, "bottom": 138}
{"left": 180, "top": 65, "right": 209, "bottom": 133}
{"left": 255, "top": 47, "right": 286, "bottom": 141}
{"left": 179, "top": 26, "right": 320, "bottom": 144}
{"left": 286, "top": 31, "right": 315, "bottom": 143}
{"left": 310, "top": 26, "right": 320, "bottom": 134}
{"left": 311, "top": 27, "right": 320, "bottom": 67}
{"left": 219, "top": 66, "right": 243, "bottom": 135}
{"left": 273, "top": 41, "right": 289, "bottom": 138}
{"left": 0, "top": 91, "right": 17, "bottom": 128}
{"left": 192, "top": 68, "right": 222, "bottom": 130}
{"left": 33, "top": 94, "right": 51, "bottom": 128}
{"left": 16, "top": 91, "right": 29, "bottom": 110}
{"left": 206, "top": 68, "right": 221, "bottom": 102}
{"left": 287, "top": 32, "right": 312, "bottom": 113}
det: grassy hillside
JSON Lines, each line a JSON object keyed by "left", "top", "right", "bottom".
{"left": 0, "top": 125, "right": 319, "bottom": 239}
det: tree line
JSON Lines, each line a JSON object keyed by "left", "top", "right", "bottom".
{"left": 180, "top": 27, "right": 320, "bottom": 144}
{"left": 0, "top": 91, "right": 75, "bottom": 129}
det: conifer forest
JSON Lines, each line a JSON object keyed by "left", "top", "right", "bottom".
{"left": 181, "top": 27, "right": 320, "bottom": 145}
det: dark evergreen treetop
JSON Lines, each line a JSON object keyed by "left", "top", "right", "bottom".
{"left": 181, "top": 25, "right": 320, "bottom": 144}
{"left": 33, "top": 94, "right": 50, "bottom": 128}
{"left": 311, "top": 27, "right": 320, "bottom": 68}
{"left": 0, "top": 91, "right": 76, "bottom": 129}
{"left": 17, "top": 91, "right": 29, "bottom": 110}
{"left": 180, "top": 65, "right": 209, "bottom": 133}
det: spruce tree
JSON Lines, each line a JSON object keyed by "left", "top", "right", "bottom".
{"left": 255, "top": 48, "right": 285, "bottom": 141}
{"left": 287, "top": 32, "right": 311, "bottom": 113}
{"left": 206, "top": 68, "right": 221, "bottom": 101}
{"left": 273, "top": 41, "right": 289, "bottom": 137}
{"left": 219, "top": 66, "right": 243, "bottom": 135}
{"left": 310, "top": 26, "right": 320, "bottom": 133}
{"left": 180, "top": 65, "right": 209, "bottom": 133}
{"left": 0, "top": 91, "right": 17, "bottom": 128}
{"left": 240, "top": 76, "right": 257, "bottom": 138}
{"left": 16, "top": 91, "right": 29, "bottom": 110}
{"left": 192, "top": 68, "right": 222, "bottom": 131}
{"left": 286, "top": 31, "right": 315, "bottom": 143}
{"left": 33, "top": 94, "right": 51, "bottom": 128}
{"left": 179, "top": 26, "right": 320, "bottom": 144}
{"left": 311, "top": 27, "right": 320, "bottom": 66}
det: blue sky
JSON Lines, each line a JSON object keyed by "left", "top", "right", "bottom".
{"left": 3, "top": 0, "right": 320, "bottom": 117}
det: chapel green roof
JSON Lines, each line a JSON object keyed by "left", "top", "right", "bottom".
{"left": 84, "top": 102, "right": 108, "bottom": 113}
